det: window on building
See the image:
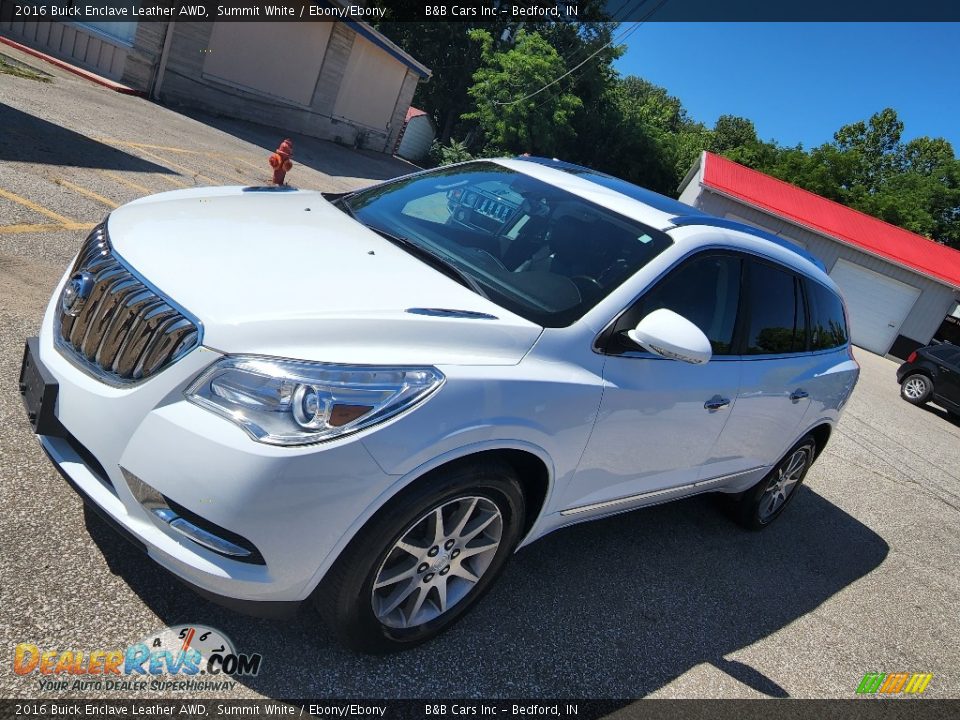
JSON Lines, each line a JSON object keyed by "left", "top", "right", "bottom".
{"left": 75, "top": 0, "right": 138, "bottom": 44}
{"left": 79, "top": 21, "right": 137, "bottom": 45}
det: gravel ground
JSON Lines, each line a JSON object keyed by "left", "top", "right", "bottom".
{"left": 1, "top": 47, "right": 959, "bottom": 702}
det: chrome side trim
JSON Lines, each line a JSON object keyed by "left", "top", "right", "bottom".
{"left": 122, "top": 468, "right": 254, "bottom": 560}
{"left": 560, "top": 466, "right": 765, "bottom": 516}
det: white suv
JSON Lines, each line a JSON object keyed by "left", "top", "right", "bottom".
{"left": 20, "top": 158, "right": 859, "bottom": 652}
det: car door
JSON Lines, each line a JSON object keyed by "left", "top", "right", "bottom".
{"left": 931, "top": 345, "right": 960, "bottom": 408}
{"left": 560, "top": 253, "right": 743, "bottom": 515}
{"left": 709, "top": 258, "right": 813, "bottom": 478}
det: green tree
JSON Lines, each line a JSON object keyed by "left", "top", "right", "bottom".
{"left": 373, "top": 21, "right": 493, "bottom": 143}
{"left": 711, "top": 115, "right": 759, "bottom": 154}
{"left": 463, "top": 29, "right": 583, "bottom": 155}
{"left": 749, "top": 109, "right": 960, "bottom": 249}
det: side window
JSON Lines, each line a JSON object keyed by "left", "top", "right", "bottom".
{"left": 806, "top": 280, "right": 849, "bottom": 350}
{"left": 613, "top": 254, "right": 742, "bottom": 355}
{"left": 743, "top": 260, "right": 806, "bottom": 355}
{"left": 928, "top": 344, "right": 960, "bottom": 364}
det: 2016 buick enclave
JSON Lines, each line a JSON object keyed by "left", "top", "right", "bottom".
{"left": 20, "top": 158, "right": 859, "bottom": 652}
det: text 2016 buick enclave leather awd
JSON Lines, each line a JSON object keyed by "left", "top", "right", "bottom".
{"left": 20, "top": 158, "right": 858, "bottom": 652}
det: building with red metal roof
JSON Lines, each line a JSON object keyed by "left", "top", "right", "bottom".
{"left": 679, "top": 152, "right": 960, "bottom": 357}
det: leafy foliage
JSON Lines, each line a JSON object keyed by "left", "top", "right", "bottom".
{"left": 428, "top": 139, "right": 474, "bottom": 166}
{"left": 746, "top": 109, "right": 960, "bottom": 248}
{"left": 462, "top": 29, "right": 583, "bottom": 155}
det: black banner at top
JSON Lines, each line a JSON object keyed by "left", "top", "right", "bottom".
{"left": 2, "top": 0, "right": 960, "bottom": 23}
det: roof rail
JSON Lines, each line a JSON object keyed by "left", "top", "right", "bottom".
{"left": 670, "top": 215, "right": 827, "bottom": 272}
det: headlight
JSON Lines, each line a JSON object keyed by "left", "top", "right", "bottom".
{"left": 185, "top": 356, "right": 444, "bottom": 446}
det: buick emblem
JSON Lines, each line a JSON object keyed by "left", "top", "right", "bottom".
{"left": 61, "top": 271, "right": 95, "bottom": 317}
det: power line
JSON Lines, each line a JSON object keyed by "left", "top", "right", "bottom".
{"left": 535, "top": 0, "right": 649, "bottom": 75}
{"left": 492, "top": 0, "right": 672, "bottom": 107}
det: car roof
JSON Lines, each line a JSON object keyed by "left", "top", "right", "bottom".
{"left": 501, "top": 156, "right": 828, "bottom": 276}
{"left": 516, "top": 156, "right": 703, "bottom": 217}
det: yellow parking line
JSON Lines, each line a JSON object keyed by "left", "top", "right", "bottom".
{"left": 0, "top": 222, "right": 95, "bottom": 235}
{"left": 55, "top": 179, "right": 119, "bottom": 209}
{"left": 0, "top": 187, "right": 80, "bottom": 226}
{"left": 0, "top": 223, "right": 66, "bottom": 234}
{"left": 157, "top": 173, "right": 189, "bottom": 188}
{"left": 97, "top": 136, "right": 269, "bottom": 179}
{"left": 228, "top": 154, "right": 267, "bottom": 173}
{"left": 100, "top": 171, "right": 153, "bottom": 195}
{"left": 198, "top": 153, "right": 254, "bottom": 182}
{"left": 127, "top": 145, "right": 229, "bottom": 185}
{"left": 96, "top": 138, "right": 204, "bottom": 155}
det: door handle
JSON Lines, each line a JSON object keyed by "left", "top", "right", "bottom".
{"left": 790, "top": 389, "right": 809, "bottom": 402}
{"left": 704, "top": 396, "right": 731, "bottom": 411}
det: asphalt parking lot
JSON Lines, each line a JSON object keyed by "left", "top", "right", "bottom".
{"left": 2, "top": 46, "right": 959, "bottom": 702}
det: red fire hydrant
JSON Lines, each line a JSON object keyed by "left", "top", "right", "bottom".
{"left": 268, "top": 138, "right": 294, "bottom": 185}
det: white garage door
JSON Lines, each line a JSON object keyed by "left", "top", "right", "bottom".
{"left": 829, "top": 258, "right": 920, "bottom": 354}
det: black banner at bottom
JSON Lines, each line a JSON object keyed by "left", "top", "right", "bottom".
{"left": 1, "top": 700, "right": 959, "bottom": 720}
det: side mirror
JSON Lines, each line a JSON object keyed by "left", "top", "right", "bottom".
{"left": 626, "top": 309, "right": 713, "bottom": 365}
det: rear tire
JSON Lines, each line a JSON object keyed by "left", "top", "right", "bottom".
{"left": 315, "top": 461, "right": 525, "bottom": 653}
{"left": 729, "top": 436, "right": 817, "bottom": 530}
{"left": 900, "top": 373, "right": 933, "bottom": 405}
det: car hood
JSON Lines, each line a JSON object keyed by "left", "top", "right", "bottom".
{"left": 106, "top": 187, "right": 542, "bottom": 366}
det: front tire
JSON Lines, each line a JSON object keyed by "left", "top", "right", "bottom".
{"left": 316, "top": 461, "right": 525, "bottom": 653}
{"left": 900, "top": 373, "right": 933, "bottom": 405}
{"left": 730, "top": 436, "right": 816, "bottom": 530}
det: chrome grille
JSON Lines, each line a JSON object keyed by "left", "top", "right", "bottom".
{"left": 55, "top": 224, "right": 201, "bottom": 385}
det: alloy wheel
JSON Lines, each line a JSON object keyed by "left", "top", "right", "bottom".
{"left": 903, "top": 376, "right": 929, "bottom": 400}
{"left": 371, "top": 496, "right": 503, "bottom": 629}
{"left": 758, "top": 447, "right": 809, "bottom": 521}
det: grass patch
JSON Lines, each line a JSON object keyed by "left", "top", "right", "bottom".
{"left": 0, "top": 55, "right": 52, "bottom": 82}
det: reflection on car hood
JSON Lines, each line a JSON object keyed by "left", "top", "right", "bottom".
{"left": 106, "top": 186, "right": 542, "bottom": 366}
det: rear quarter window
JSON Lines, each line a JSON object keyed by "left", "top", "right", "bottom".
{"left": 743, "top": 260, "right": 806, "bottom": 355}
{"left": 928, "top": 344, "right": 960, "bottom": 364}
{"left": 806, "top": 280, "right": 849, "bottom": 350}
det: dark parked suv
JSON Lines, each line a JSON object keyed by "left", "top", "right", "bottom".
{"left": 897, "top": 342, "right": 960, "bottom": 417}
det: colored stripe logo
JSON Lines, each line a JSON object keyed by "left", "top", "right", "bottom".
{"left": 857, "top": 673, "right": 933, "bottom": 695}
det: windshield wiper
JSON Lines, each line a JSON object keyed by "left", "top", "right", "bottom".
{"left": 365, "top": 226, "right": 491, "bottom": 300}
{"left": 331, "top": 195, "right": 357, "bottom": 217}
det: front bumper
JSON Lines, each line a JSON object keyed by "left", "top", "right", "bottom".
{"left": 26, "top": 287, "right": 400, "bottom": 607}
{"left": 38, "top": 432, "right": 299, "bottom": 618}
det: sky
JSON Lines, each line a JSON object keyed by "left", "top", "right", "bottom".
{"left": 615, "top": 23, "right": 960, "bottom": 153}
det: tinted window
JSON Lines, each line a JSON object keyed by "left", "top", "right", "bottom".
{"left": 615, "top": 254, "right": 742, "bottom": 355}
{"left": 806, "top": 280, "right": 849, "bottom": 350}
{"left": 744, "top": 261, "right": 806, "bottom": 355}
{"left": 928, "top": 344, "right": 960, "bottom": 364}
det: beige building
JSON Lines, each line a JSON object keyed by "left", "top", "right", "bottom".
{"left": 0, "top": 5, "right": 430, "bottom": 154}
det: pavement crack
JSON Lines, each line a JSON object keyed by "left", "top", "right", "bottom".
{"left": 825, "top": 443, "right": 960, "bottom": 515}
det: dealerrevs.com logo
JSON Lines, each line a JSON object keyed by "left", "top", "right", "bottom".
{"left": 14, "top": 625, "right": 262, "bottom": 693}
{"left": 856, "top": 672, "right": 934, "bottom": 696}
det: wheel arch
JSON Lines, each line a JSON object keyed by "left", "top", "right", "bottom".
{"left": 390, "top": 444, "right": 553, "bottom": 539}
{"left": 807, "top": 421, "right": 832, "bottom": 461}
{"left": 303, "top": 441, "right": 556, "bottom": 600}
{"left": 901, "top": 366, "right": 934, "bottom": 381}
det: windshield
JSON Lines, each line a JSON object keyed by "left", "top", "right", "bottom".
{"left": 343, "top": 161, "right": 673, "bottom": 327}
